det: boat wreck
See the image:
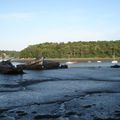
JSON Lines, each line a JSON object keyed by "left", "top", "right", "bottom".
{"left": 0, "top": 60, "right": 24, "bottom": 74}
{"left": 17, "top": 59, "right": 68, "bottom": 70}
{"left": 110, "top": 64, "right": 120, "bottom": 68}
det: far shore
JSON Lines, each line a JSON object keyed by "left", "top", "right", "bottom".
{"left": 12, "top": 57, "right": 120, "bottom": 63}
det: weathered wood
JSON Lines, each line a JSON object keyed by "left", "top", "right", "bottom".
{"left": 0, "top": 60, "right": 24, "bottom": 74}
{"left": 17, "top": 59, "right": 67, "bottom": 70}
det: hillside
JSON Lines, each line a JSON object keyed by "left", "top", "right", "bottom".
{"left": 19, "top": 40, "right": 120, "bottom": 58}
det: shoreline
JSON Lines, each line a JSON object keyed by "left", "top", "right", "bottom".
{"left": 12, "top": 57, "right": 120, "bottom": 62}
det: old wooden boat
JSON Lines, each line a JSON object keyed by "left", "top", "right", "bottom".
{"left": 17, "top": 59, "right": 67, "bottom": 70}
{"left": 0, "top": 60, "right": 24, "bottom": 74}
{"left": 17, "top": 58, "right": 43, "bottom": 70}
{"left": 42, "top": 60, "right": 60, "bottom": 69}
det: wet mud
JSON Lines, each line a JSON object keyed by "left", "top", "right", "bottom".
{"left": 0, "top": 67, "right": 120, "bottom": 120}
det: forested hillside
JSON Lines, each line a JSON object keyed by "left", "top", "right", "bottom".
{"left": 19, "top": 40, "right": 120, "bottom": 58}
{"left": 0, "top": 50, "right": 19, "bottom": 58}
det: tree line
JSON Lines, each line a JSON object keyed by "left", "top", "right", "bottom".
{"left": 19, "top": 40, "right": 120, "bottom": 58}
{"left": 0, "top": 40, "right": 120, "bottom": 59}
{"left": 0, "top": 50, "right": 19, "bottom": 58}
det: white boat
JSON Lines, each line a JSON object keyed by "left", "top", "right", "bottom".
{"left": 66, "top": 61, "right": 78, "bottom": 64}
{"left": 111, "top": 48, "right": 118, "bottom": 64}
{"left": 88, "top": 61, "right": 91, "bottom": 63}
{"left": 97, "top": 61, "right": 101, "bottom": 63}
{"left": 112, "top": 60, "right": 118, "bottom": 64}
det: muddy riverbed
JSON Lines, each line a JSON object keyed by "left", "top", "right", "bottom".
{"left": 0, "top": 63, "right": 120, "bottom": 120}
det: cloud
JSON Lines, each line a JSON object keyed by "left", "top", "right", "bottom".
{"left": 0, "top": 12, "right": 33, "bottom": 20}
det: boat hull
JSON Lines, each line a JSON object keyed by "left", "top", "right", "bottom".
{"left": 0, "top": 60, "right": 24, "bottom": 74}
{"left": 17, "top": 60, "right": 67, "bottom": 70}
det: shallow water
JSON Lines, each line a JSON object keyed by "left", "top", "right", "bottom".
{"left": 0, "top": 61, "right": 120, "bottom": 120}
{"left": 1, "top": 61, "right": 120, "bottom": 80}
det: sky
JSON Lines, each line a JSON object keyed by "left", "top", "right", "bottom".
{"left": 0, "top": 0, "right": 120, "bottom": 51}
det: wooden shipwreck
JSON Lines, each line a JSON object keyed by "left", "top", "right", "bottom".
{"left": 17, "top": 58, "right": 68, "bottom": 70}
{"left": 0, "top": 60, "right": 24, "bottom": 74}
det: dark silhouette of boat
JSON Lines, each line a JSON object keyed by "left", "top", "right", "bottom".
{"left": 43, "top": 60, "right": 60, "bottom": 69}
{"left": 17, "top": 59, "right": 67, "bottom": 70}
{"left": 0, "top": 60, "right": 24, "bottom": 74}
{"left": 110, "top": 64, "right": 120, "bottom": 68}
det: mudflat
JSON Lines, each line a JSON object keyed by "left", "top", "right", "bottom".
{"left": 0, "top": 67, "right": 120, "bottom": 120}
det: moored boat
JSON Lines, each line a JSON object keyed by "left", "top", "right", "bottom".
{"left": 97, "top": 61, "right": 101, "bottom": 63}
{"left": 111, "top": 60, "right": 118, "bottom": 64}
{"left": 66, "top": 61, "right": 78, "bottom": 64}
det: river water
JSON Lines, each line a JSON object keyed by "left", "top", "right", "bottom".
{"left": 0, "top": 61, "right": 119, "bottom": 82}
{"left": 0, "top": 61, "right": 120, "bottom": 120}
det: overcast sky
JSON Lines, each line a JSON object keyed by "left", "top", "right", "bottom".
{"left": 0, "top": 0, "right": 120, "bottom": 51}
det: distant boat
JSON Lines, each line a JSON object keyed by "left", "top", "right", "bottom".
{"left": 111, "top": 48, "right": 118, "bottom": 64}
{"left": 88, "top": 61, "right": 91, "bottom": 63}
{"left": 97, "top": 60, "right": 101, "bottom": 63}
{"left": 66, "top": 61, "right": 78, "bottom": 64}
{"left": 112, "top": 60, "right": 118, "bottom": 64}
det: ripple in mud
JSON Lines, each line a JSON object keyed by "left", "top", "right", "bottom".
{"left": 81, "top": 104, "right": 92, "bottom": 108}
{"left": 32, "top": 111, "right": 37, "bottom": 114}
{"left": 65, "top": 111, "right": 77, "bottom": 117}
{"left": 16, "top": 111, "right": 28, "bottom": 116}
{"left": 94, "top": 117, "right": 120, "bottom": 120}
{"left": 34, "top": 114, "right": 60, "bottom": 119}
{"left": 0, "top": 108, "right": 9, "bottom": 114}
{"left": 0, "top": 76, "right": 120, "bottom": 120}
{"left": 114, "top": 110, "right": 120, "bottom": 118}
